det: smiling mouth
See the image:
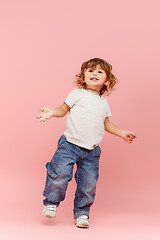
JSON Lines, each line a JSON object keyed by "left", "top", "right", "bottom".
{"left": 90, "top": 77, "right": 99, "bottom": 81}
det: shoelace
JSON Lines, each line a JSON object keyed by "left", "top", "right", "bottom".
{"left": 78, "top": 215, "right": 88, "bottom": 219}
{"left": 46, "top": 206, "right": 56, "bottom": 211}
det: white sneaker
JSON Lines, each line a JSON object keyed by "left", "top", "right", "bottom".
{"left": 43, "top": 204, "right": 57, "bottom": 218}
{"left": 75, "top": 215, "right": 90, "bottom": 228}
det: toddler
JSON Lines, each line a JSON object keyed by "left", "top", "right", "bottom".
{"left": 37, "top": 57, "right": 136, "bottom": 228}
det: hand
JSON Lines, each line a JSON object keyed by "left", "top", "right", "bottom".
{"left": 121, "top": 130, "right": 136, "bottom": 144}
{"left": 37, "top": 107, "right": 54, "bottom": 122}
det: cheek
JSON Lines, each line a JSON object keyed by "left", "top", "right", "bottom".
{"left": 85, "top": 74, "right": 90, "bottom": 81}
{"left": 103, "top": 76, "right": 107, "bottom": 81}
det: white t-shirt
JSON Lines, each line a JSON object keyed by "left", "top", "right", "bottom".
{"left": 63, "top": 88, "right": 112, "bottom": 150}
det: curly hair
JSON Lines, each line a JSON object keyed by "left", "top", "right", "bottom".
{"left": 75, "top": 57, "right": 118, "bottom": 96}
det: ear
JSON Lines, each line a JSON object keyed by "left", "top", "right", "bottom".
{"left": 104, "top": 80, "right": 109, "bottom": 88}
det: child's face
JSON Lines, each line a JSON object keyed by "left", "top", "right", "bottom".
{"left": 84, "top": 64, "right": 107, "bottom": 91}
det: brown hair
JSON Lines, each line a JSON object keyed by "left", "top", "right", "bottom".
{"left": 75, "top": 57, "right": 118, "bottom": 96}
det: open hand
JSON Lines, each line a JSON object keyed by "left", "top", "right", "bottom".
{"left": 121, "top": 130, "right": 136, "bottom": 144}
{"left": 37, "top": 107, "right": 54, "bottom": 122}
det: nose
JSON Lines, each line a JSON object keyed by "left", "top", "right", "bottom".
{"left": 93, "top": 72, "right": 97, "bottom": 75}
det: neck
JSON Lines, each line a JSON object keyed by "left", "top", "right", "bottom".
{"left": 85, "top": 87, "right": 101, "bottom": 96}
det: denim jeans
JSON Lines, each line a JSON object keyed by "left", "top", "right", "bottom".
{"left": 43, "top": 134, "right": 101, "bottom": 219}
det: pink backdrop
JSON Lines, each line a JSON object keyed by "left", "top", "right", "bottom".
{"left": 0, "top": 0, "right": 160, "bottom": 239}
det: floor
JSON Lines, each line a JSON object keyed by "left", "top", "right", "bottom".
{"left": 1, "top": 176, "right": 160, "bottom": 240}
{"left": 1, "top": 205, "right": 160, "bottom": 240}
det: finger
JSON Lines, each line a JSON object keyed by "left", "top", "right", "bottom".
{"left": 40, "top": 118, "right": 45, "bottom": 122}
{"left": 129, "top": 135, "right": 134, "bottom": 140}
{"left": 39, "top": 108, "right": 46, "bottom": 112}
{"left": 128, "top": 134, "right": 136, "bottom": 139}
{"left": 125, "top": 138, "right": 130, "bottom": 143}
{"left": 130, "top": 132, "right": 136, "bottom": 138}
{"left": 40, "top": 116, "right": 46, "bottom": 122}
{"left": 129, "top": 137, "right": 135, "bottom": 143}
{"left": 127, "top": 135, "right": 133, "bottom": 141}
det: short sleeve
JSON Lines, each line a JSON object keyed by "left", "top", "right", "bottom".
{"left": 104, "top": 99, "right": 112, "bottom": 118}
{"left": 64, "top": 89, "right": 80, "bottom": 108}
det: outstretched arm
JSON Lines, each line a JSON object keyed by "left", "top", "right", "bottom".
{"left": 37, "top": 103, "right": 70, "bottom": 122}
{"left": 104, "top": 117, "right": 136, "bottom": 144}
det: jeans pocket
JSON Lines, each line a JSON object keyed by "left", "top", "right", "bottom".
{"left": 93, "top": 146, "right": 101, "bottom": 158}
{"left": 46, "top": 162, "right": 60, "bottom": 179}
{"left": 57, "top": 134, "right": 67, "bottom": 149}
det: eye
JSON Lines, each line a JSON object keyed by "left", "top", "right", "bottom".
{"left": 88, "top": 69, "right": 93, "bottom": 72}
{"left": 98, "top": 71, "right": 103, "bottom": 73}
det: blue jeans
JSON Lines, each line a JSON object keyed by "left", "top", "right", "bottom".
{"left": 43, "top": 134, "right": 101, "bottom": 219}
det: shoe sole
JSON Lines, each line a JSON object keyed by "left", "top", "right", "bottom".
{"left": 75, "top": 222, "right": 89, "bottom": 228}
{"left": 43, "top": 212, "right": 56, "bottom": 218}
{"left": 76, "top": 225, "right": 89, "bottom": 228}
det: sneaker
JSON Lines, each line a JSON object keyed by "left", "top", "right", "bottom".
{"left": 43, "top": 204, "right": 57, "bottom": 218}
{"left": 75, "top": 215, "right": 90, "bottom": 228}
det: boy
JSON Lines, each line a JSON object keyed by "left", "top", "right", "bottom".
{"left": 37, "top": 58, "right": 136, "bottom": 228}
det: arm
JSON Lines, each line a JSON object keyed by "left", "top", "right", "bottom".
{"left": 37, "top": 103, "right": 70, "bottom": 122}
{"left": 52, "top": 103, "right": 71, "bottom": 117}
{"left": 104, "top": 117, "right": 136, "bottom": 144}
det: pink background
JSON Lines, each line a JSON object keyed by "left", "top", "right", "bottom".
{"left": 0, "top": 0, "right": 160, "bottom": 239}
